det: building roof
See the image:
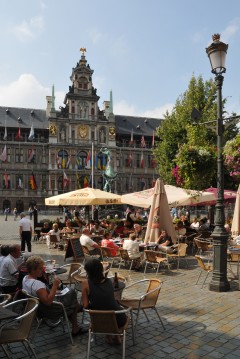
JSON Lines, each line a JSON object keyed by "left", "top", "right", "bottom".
{"left": 115, "top": 115, "right": 162, "bottom": 136}
{"left": 0, "top": 106, "right": 48, "bottom": 129}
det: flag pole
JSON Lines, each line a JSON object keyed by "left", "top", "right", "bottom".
{"left": 91, "top": 141, "right": 94, "bottom": 220}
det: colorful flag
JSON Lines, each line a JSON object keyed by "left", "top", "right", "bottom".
{"left": 0, "top": 145, "right": 7, "bottom": 162}
{"left": 28, "top": 123, "right": 35, "bottom": 141}
{"left": 152, "top": 130, "right": 155, "bottom": 147}
{"left": 56, "top": 155, "right": 61, "bottom": 168}
{"left": 28, "top": 148, "right": 35, "bottom": 163}
{"left": 83, "top": 176, "right": 89, "bottom": 188}
{"left": 29, "top": 171, "right": 37, "bottom": 190}
{"left": 63, "top": 172, "right": 69, "bottom": 188}
{"left": 127, "top": 150, "right": 133, "bottom": 167}
{"left": 66, "top": 155, "right": 71, "bottom": 169}
{"left": 3, "top": 126, "right": 7, "bottom": 141}
{"left": 141, "top": 135, "right": 146, "bottom": 148}
{"left": 4, "top": 170, "right": 8, "bottom": 189}
{"left": 61, "top": 152, "right": 66, "bottom": 169}
{"left": 140, "top": 150, "right": 144, "bottom": 168}
{"left": 102, "top": 155, "right": 107, "bottom": 170}
{"left": 85, "top": 150, "right": 92, "bottom": 169}
{"left": 16, "top": 127, "right": 21, "bottom": 140}
{"left": 76, "top": 173, "right": 81, "bottom": 189}
{"left": 129, "top": 129, "right": 133, "bottom": 146}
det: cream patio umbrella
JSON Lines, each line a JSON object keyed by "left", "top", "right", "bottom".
{"left": 121, "top": 185, "right": 215, "bottom": 208}
{"left": 231, "top": 184, "right": 240, "bottom": 238}
{"left": 45, "top": 187, "right": 121, "bottom": 206}
{"left": 144, "top": 178, "right": 177, "bottom": 244}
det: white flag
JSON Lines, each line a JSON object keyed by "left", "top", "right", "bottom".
{"left": 28, "top": 123, "right": 35, "bottom": 141}
{"left": 0, "top": 145, "right": 7, "bottom": 162}
{"left": 3, "top": 126, "right": 7, "bottom": 141}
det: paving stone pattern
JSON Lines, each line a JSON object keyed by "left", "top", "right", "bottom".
{"left": 0, "top": 214, "right": 240, "bottom": 358}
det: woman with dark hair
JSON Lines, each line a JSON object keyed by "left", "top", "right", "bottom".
{"left": 82, "top": 258, "right": 126, "bottom": 344}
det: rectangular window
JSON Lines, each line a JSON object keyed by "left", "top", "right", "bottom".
{"left": 15, "top": 148, "right": 23, "bottom": 163}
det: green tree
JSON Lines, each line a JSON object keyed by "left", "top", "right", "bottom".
{"left": 154, "top": 74, "right": 238, "bottom": 190}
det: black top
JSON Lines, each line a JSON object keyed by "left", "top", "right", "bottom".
{"left": 158, "top": 235, "right": 173, "bottom": 246}
{"left": 88, "top": 278, "right": 126, "bottom": 327}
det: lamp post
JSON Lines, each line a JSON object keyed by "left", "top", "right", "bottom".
{"left": 206, "top": 34, "right": 230, "bottom": 292}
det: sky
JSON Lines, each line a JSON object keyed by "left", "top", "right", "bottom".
{"left": 0, "top": 0, "right": 240, "bottom": 119}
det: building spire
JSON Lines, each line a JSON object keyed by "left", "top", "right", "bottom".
{"left": 80, "top": 47, "right": 87, "bottom": 66}
{"left": 109, "top": 90, "right": 113, "bottom": 114}
{"left": 51, "top": 84, "right": 55, "bottom": 112}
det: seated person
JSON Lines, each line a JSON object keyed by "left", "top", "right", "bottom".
{"left": 40, "top": 222, "right": 50, "bottom": 241}
{"left": 101, "top": 232, "right": 119, "bottom": 257}
{"left": 157, "top": 230, "right": 174, "bottom": 253}
{"left": 22, "top": 255, "right": 86, "bottom": 336}
{"left": 133, "top": 223, "right": 145, "bottom": 240}
{"left": 62, "top": 219, "right": 74, "bottom": 233}
{"left": 93, "top": 220, "right": 105, "bottom": 234}
{"left": 46, "top": 223, "right": 61, "bottom": 248}
{"left": 0, "top": 244, "right": 21, "bottom": 294}
{"left": 82, "top": 258, "right": 127, "bottom": 344}
{"left": 198, "top": 218, "right": 210, "bottom": 232}
{"left": 80, "top": 228, "right": 102, "bottom": 257}
{"left": 123, "top": 233, "right": 144, "bottom": 270}
{"left": 114, "top": 221, "right": 125, "bottom": 237}
{"left": 175, "top": 221, "right": 186, "bottom": 240}
{"left": 190, "top": 217, "right": 199, "bottom": 230}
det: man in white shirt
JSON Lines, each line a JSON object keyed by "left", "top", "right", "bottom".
{"left": 123, "top": 233, "right": 143, "bottom": 270}
{"left": 0, "top": 244, "right": 21, "bottom": 293}
{"left": 80, "top": 228, "right": 102, "bottom": 258}
{"left": 19, "top": 212, "right": 32, "bottom": 252}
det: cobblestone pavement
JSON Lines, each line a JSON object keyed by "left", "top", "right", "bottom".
{"left": 1, "top": 215, "right": 240, "bottom": 358}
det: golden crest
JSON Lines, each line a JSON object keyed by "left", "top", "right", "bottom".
{"left": 49, "top": 123, "right": 57, "bottom": 136}
{"left": 109, "top": 126, "right": 116, "bottom": 136}
{"left": 78, "top": 125, "right": 88, "bottom": 138}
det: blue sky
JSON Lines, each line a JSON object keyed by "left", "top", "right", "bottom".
{"left": 0, "top": 0, "right": 240, "bottom": 118}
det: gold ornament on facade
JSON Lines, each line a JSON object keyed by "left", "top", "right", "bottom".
{"left": 109, "top": 126, "right": 116, "bottom": 136}
{"left": 78, "top": 125, "right": 88, "bottom": 138}
{"left": 49, "top": 123, "right": 57, "bottom": 136}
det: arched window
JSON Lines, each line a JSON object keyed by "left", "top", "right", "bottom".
{"left": 3, "top": 199, "right": 11, "bottom": 211}
{"left": 91, "top": 108, "right": 95, "bottom": 116}
{"left": 76, "top": 151, "right": 87, "bottom": 170}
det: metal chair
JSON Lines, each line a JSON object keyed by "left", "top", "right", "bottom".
{"left": 144, "top": 250, "right": 170, "bottom": 275}
{"left": 118, "top": 248, "right": 135, "bottom": 273}
{"left": 0, "top": 294, "right": 12, "bottom": 307}
{"left": 58, "top": 263, "right": 82, "bottom": 287}
{"left": 119, "top": 279, "right": 165, "bottom": 337}
{"left": 195, "top": 255, "right": 213, "bottom": 287}
{"left": 194, "top": 237, "right": 213, "bottom": 255}
{"left": 84, "top": 308, "right": 131, "bottom": 359}
{"left": 166, "top": 243, "right": 188, "bottom": 269}
{"left": 100, "top": 246, "right": 121, "bottom": 269}
{"left": 0, "top": 298, "right": 39, "bottom": 359}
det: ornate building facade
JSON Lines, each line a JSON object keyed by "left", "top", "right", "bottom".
{"left": 0, "top": 49, "right": 162, "bottom": 212}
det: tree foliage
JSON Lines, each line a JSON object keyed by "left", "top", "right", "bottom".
{"left": 153, "top": 74, "right": 238, "bottom": 190}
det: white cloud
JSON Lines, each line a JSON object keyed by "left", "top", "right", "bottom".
{"left": 88, "top": 28, "right": 104, "bottom": 44}
{"left": 114, "top": 100, "right": 173, "bottom": 118}
{"left": 11, "top": 16, "right": 45, "bottom": 41}
{"left": 0, "top": 74, "right": 64, "bottom": 110}
{"left": 222, "top": 18, "right": 240, "bottom": 42}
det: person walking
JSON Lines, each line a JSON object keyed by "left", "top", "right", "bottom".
{"left": 19, "top": 212, "right": 32, "bottom": 252}
{"left": 4, "top": 208, "right": 9, "bottom": 221}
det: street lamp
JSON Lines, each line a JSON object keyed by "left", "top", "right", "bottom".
{"left": 206, "top": 34, "right": 230, "bottom": 292}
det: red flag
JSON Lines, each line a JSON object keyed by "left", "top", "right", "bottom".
{"left": 141, "top": 135, "right": 146, "bottom": 148}
{"left": 140, "top": 151, "right": 144, "bottom": 168}
{"left": 127, "top": 150, "right": 133, "bottom": 167}
{"left": 4, "top": 170, "right": 8, "bottom": 189}
{"left": 152, "top": 130, "right": 155, "bottom": 147}
{"left": 27, "top": 148, "right": 35, "bottom": 163}
{"left": 83, "top": 176, "right": 89, "bottom": 188}
{"left": 16, "top": 127, "right": 21, "bottom": 140}
{"left": 63, "top": 172, "right": 70, "bottom": 188}
{"left": 29, "top": 171, "right": 37, "bottom": 190}
{"left": 129, "top": 129, "right": 133, "bottom": 146}
{"left": 85, "top": 151, "right": 92, "bottom": 169}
